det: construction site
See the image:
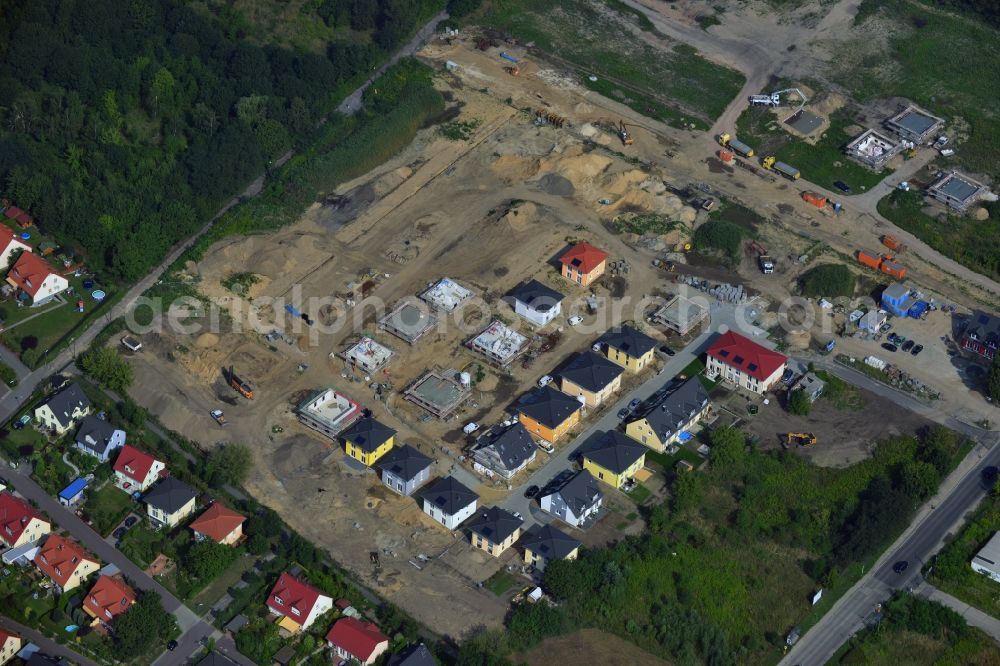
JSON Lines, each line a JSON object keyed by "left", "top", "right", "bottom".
{"left": 118, "top": 7, "right": 1000, "bottom": 640}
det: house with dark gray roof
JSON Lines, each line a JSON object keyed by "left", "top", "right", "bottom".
{"left": 34, "top": 382, "right": 91, "bottom": 435}
{"left": 625, "top": 376, "right": 711, "bottom": 452}
{"left": 471, "top": 422, "right": 536, "bottom": 480}
{"left": 378, "top": 445, "right": 433, "bottom": 497}
{"left": 558, "top": 351, "right": 624, "bottom": 407}
{"left": 197, "top": 652, "right": 238, "bottom": 666}
{"left": 509, "top": 279, "right": 564, "bottom": 327}
{"left": 598, "top": 325, "right": 658, "bottom": 372}
{"left": 522, "top": 524, "right": 581, "bottom": 570}
{"left": 143, "top": 477, "right": 197, "bottom": 529}
{"left": 466, "top": 506, "right": 523, "bottom": 556}
{"left": 540, "top": 469, "right": 602, "bottom": 527}
{"left": 582, "top": 431, "right": 647, "bottom": 489}
{"left": 340, "top": 417, "right": 396, "bottom": 466}
{"left": 387, "top": 643, "right": 436, "bottom": 666}
{"left": 74, "top": 416, "right": 126, "bottom": 463}
{"left": 516, "top": 386, "right": 584, "bottom": 443}
{"left": 421, "top": 476, "right": 478, "bottom": 530}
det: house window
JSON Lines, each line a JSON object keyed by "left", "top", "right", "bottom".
{"left": 396, "top": 482, "right": 403, "bottom": 492}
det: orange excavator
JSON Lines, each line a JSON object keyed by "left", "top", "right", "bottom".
{"left": 227, "top": 366, "right": 254, "bottom": 400}
{"left": 618, "top": 120, "right": 634, "bottom": 145}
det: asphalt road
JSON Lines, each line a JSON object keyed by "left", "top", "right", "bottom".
{"left": 0, "top": 615, "right": 101, "bottom": 666}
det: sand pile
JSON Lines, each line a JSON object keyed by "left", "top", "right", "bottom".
{"left": 786, "top": 330, "right": 811, "bottom": 350}
{"left": 490, "top": 155, "right": 541, "bottom": 182}
{"left": 972, "top": 207, "right": 989, "bottom": 221}
{"left": 499, "top": 201, "right": 539, "bottom": 231}
{"left": 540, "top": 151, "right": 613, "bottom": 187}
{"left": 196, "top": 333, "right": 219, "bottom": 348}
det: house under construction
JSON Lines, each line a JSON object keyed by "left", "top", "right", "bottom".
{"left": 845, "top": 129, "right": 903, "bottom": 169}
{"left": 467, "top": 320, "right": 529, "bottom": 367}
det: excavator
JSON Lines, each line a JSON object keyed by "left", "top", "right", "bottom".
{"left": 618, "top": 120, "right": 634, "bottom": 146}
{"left": 227, "top": 366, "right": 254, "bottom": 400}
{"left": 785, "top": 432, "right": 817, "bottom": 448}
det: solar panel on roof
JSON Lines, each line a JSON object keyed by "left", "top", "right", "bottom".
{"left": 980, "top": 314, "right": 989, "bottom": 325}
{"left": 718, "top": 350, "right": 730, "bottom": 357}
{"left": 733, "top": 355, "right": 744, "bottom": 364}
{"left": 747, "top": 363, "right": 758, "bottom": 371}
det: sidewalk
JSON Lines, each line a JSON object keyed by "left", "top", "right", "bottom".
{"left": 918, "top": 582, "right": 1000, "bottom": 643}
{"left": 0, "top": 615, "right": 101, "bottom": 666}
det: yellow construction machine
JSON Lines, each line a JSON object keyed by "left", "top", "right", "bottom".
{"left": 785, "top": 432, "right": 817, "bottom": 447}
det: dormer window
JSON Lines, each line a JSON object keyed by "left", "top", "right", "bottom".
{"left": 90, "top": 595, "right": 97, "bottom": 604}
{"left": 274, "top": 595, "right": 284, "bottom": 606}
{"left": 105, "top": 609, "right": 112, "bottom": 619}
{"left": 291, "top": 606, "right": 301, "bottom": 616}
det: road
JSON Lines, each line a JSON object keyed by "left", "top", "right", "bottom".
{"left": 0, "top": 615, "right": 101, "bottom": 666}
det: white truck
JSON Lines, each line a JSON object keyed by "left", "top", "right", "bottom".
{"left": 210, "top": 409, "right": 227, "bottom": 426}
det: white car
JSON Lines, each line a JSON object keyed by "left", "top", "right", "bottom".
{"left": 537, "top": 441, "right": 555, "bottom": 454}
{"left": 538, "top": 375, "right": 554, "bottom": 387}
{"left": 567, "top": 315, "right": 583, "bottom": 326}
{"left": 463, "top": 422, "right": 480, "bottom": 434}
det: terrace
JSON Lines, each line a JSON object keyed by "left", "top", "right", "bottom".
{"left": 296, "top": 388, "right": 362, "bottom": 440}
{"left": 336, "top": 336, "right": 394, "bottom": 373}
{"left": 467, "top": 320, "right": 529, "bottom": 366}
{"left": 378, "top": 300, "right": 437, "bottom": 344}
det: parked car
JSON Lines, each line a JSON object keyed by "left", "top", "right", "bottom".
{"left": 910, "top": 344, "right": 924, "bottom": 356}
{"left": 537, "top": 441, "right": 554, "bottom": 454}
{"left": 124, "top": 516, "right": 138, "bottom": 528}
{"left": 658, "top": 345, "right": 676, "bottom": 357}
{"left": 524, "top": 485, "right": 540, "bottom": 499}
{"left": 617, "top": 408, "right": 631, "bottom": 420}
{"left": 901, "top": 340, "right": 915, "bottom": 352}
{"left": 462, "top": 422, "right": 480, "bottom": 434}
{"left": 112, "top": 527, "right": 126, "bottom": 540}
{"left": 567, "top": 315, "right": 583, "bottom": 326}
{"left": 628, "top": 398, "right": 642, "bottom": 411}
{"left": 167, "top": 640, "right": 178, "bottom": 651}
{"left": 833, "top": 180, "right": 852, "bottom": 193}
{"left": 538, "top": 375, "right": 554, "bottom": 387}
{"left": 881, "top": 343, "right": 898, "bottom": 352}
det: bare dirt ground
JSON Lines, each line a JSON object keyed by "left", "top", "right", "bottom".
{"left": 516, "top": 628, "right": 670, "bottom": 666}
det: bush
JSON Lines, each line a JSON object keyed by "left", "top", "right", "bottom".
{"left": 798, "top": 263, "right": 855, "bottom": 298}
{"left": 79, "top": 348, "right": 133, "bottom": 393}
{"left": 693, "top": 218, "right": 748, "bottom": 261}
{"left": 988, "top": 357, "right": 1000, "bottom": 403}
{"left": 0, "top": 362, "right": 17, "bottom": 387}
{"left": 788, "top": 389, "right": 812, "bottom": 416}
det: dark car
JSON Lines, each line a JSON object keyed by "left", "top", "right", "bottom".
{"left": 911, "top": 344, "right": 924, "bottom": 356}
{"left": 881, "top": 343, "right": 898, "bottom": 352}
{"left": 112, "top": 527, "right": 126, "bottom": 540}
{"left": 892, "top": 560, "right": 909, "bottom": 574}
{"left": 982, "top": 466, "right": 999, "bottom": 489}
{"left": 124, "top": 516, "right": 138, "bottom": 528}
{"left": 166, "top": 640, "right": 178, "bottom": 651}
{"left": 901, "top": 340, "right": 915, "bottom": 352}
{"left": 12, "top": 421, "right": 24, "bottom": 431}
{"left": 628, "top": 398, "right": 642, "bottom": 411}
{"left": 618, "top": 408, "right": 631, "bottom": 419}
{"left": 833, "top": 180, "right": 852, "bottom": 193}
{"left": 524, "top": 485, "right": 540, "bottom": 499}
{"left": 659, "top": 345, "right": 676, "bottom": 357}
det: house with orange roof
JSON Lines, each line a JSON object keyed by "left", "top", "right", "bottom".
{"left": 112, "top": 445, "right": 165, "bottom": 494}
{"left": 0, "top": 491, "right": 51, "bottom": 548}
{"left": 5, "top": 251, "right": 68, "bottom": 305}
{"left": 0, "top": 225, "right": 30, "bottom": 271}
{"left": 558, "top": 241, "right": 609, "bottom": 287}
{"left": 0, "top": 628, "right": 21, "bottom": 666}
{"left": 35, "top": 534, "right": 100, "bottom": 592}
{"left": 266, "top": 572, "right": 333, "bottom": 633}
{"left": 190, "top": 502, "right": 246, "bottom": 545}
{"left": 83, "top": 574, "right": 136, "bottom": 628}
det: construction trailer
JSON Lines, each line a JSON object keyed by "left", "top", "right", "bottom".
{"left": 856, "top": 250, "right": 907, "bottom": 280}
{"left": 801, "top": 191, "right": 827, "bottom": 208}
{"left": 717, "top": 133, "right": 754, "bottom": 158}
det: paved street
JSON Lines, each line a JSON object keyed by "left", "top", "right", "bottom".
{"left": 0, "top": 615, "right": 100, "bottom": 666}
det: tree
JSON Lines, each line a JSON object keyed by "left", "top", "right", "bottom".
{"left": 788, "top": 389, "right": 812, "bottom": 416}
{"left": 203, "top": 443, "right": 252, "bottom": 487}
{"left": 709, "top": 426, "right": 746, "bottom": 466}
{"left": 79, "top": 347, "right": 134, "bottom": 392}
{"left": 798, "top": 264, "right": 855, "bottom": 297}
{"left": 988, "top": 356, "right": 1000, "bottom": 403}
{"left": 184, "top": 540, "right": 237, "bottom": 581}
{"left": 900, "top": 460, "right": 939, "bottom": 501}
{"left": 246, "top": 507, "right": 282, "bottom": 539}
{"left": 113, "top": 592, "right": 176, "bottom": 660}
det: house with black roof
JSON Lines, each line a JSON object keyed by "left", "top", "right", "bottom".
{"left": 421, "top": 476, "right": 478, "bottom": 530}
{"left": 522, "top": 523, "right": 581, "bottom": 570}
{"left": 624, "top": 377, "right": 711, "bottom": 452}
{"left": 387, "top": 643, "right": 436, "bottom": 666}
{"left": 378, "top": 445, "right": 433, "bottom": 497}
{"left": 539, "top": 469, "right": 603, "bottom": 527}
{"left": 143, "top": 477, "right": 197, "bottom": 530}
{"left": 34, "top": 382, "right": 91, "bottom": 435}
{"left": 509, "top": 279, "right": 564, "bottom": 327}
{"left": 74, "top": 416, "right": 126, "bottom": 463}
{"left": 516, "top": 386, "right": 584, "bottom": 443}
{"left": 582, "top": 431, "right": 647, "bottom": 489}
{"left": 340, "top": 417, "right": 396, "bottom": 467}
{"left": 597, "top": 325, "right": 658, "bottom": 372}
{"left": 558, "top": 351, "right": 624, "bottom": 407}
{"left": 466, "top": 506, "right": 523, "bottom": 557}
{"left": 471, "top": 422, "right": 536, "bottom": 480}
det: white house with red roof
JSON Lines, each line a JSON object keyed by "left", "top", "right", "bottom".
{"left": 0, "top": 491, "right": 51, "bottom": 549}
{"left": 266, "top": 572, "right": 333, "bottom": 633}
{"left": 112, "top": 445, "right": 165, "bottom": 494}
{"left": 325, "top": 617, "right": 389, "bottom": 666}
{"left": 5, "top": 251, "right": 68, "bottom": 305}
{"left": 0, "top": 627, "right": 21, "bottom": 666}
{"left": 705, "top": 331, "right": 787, "bottom": 395}
{"left": 0, "top": 225, "right": 30, "bottom": 271}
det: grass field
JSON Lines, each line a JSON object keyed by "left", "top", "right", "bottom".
{"left": 878, "top": 189, "right": 1000, "bottom": 282}
{"left": 83, "top": 483, "right": 134, "bottom": 536}
{"left": 480, "top": 0, "right": 744, "bottom": 128}
{"left": 516, "top": 628, "right": 670, "bottom": 666}
{"left": 485, "top": 570, "right": 517, "bottom": 596}
{"left": 814, "top": 370, "right": 864, "bottom": 410}
{"left": 736, "top": 106, "right": 891, "bottom": 191}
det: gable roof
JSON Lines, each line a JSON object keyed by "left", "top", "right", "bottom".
{"left": 0, "top": 491, "right": 48, "bottom": 546}
{"left": 583, "top": 431, "right": 646, "bottom": 474}
{"left": 84, "top": 575, "right": 135, "bottom": 623}
{"left": 190, "top": 502, "right": 246, "bottom": 542}
{"left": 7, "top": 251, "right": 57, "bottom": 298}
{"left": 377, "top": 445, "right": 433, "bottom": 482}
{"left": 36, "top": 534, "right": 97, "bottom": 588}
{"left": 516, "top": 386, "right": 583, "bottom": 428}
{"left": 388, "top": 643, "right": 436, "bottom": 666}
{"left": 0, "top": 224, "right": 29, "bottom": 252}
{"left": 3, "top": 205, "right": 32, "bottom": 226}
{"left": 544, "top": 469, "right": 602, "bottom": 515}
{"left": 600, "top": 325, "right": 657, "bottom": 358}
{"left": 521, "top": 523, "right": 581, "bottom": 560}
{"left": 340, "top": 417, "right": 396, "bottom": 452}
{"left": 325, "top": 617, "right": 388, "bottom": 661}
{"left": 558, "top": 351, "right": 624, "bottom": 392}
{"left": 509, "top": 279, "right": 564, "bottom": 313}
{"left": 466, "top": 506, "right": 523, "bottom": 544}
{"left": 558, "top": 241, "right": 609, "bottom": 274}
{"left": 422, "top": 476, "right": 478, "bottom": 516}
{"left": 41, "top": 383, "right": 91, "bottom": 428}
{"left": 706, "top": 331, "right": 787, "bottom": 382}
{"left": 267, "top": 572, "right": 326, "bottom": 620}
{"left": 75, "top": 416, "right": 123, "bottom": 455}
{"left": 473, "top": 422, "right": 535, "bottom": 472}
{"left": 143, "top": 477, "right": 197, "bottom": 514}
{"left": 197, "top": 653, "right": 238, "bottom": 666}
{"left": 633, "top": 377, "right": 710, "bottom": 437}
{"left": 113, "top": 445, "right": 159, "bottom": 483}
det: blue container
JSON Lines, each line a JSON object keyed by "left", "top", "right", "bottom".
{"left": 83, "top": 279, "right": 94, "bottom": 289}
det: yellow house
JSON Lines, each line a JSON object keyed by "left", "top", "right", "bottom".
{"left": 0, "top": 491, "right": 51, "bottom": 548}
{"left": 516, "top": 386, "right": 583, "bottom": 444}
{"left": 599, "top": 325, "right": 658, "bottom": 372}
{"left": 558, "top": 351, "right": 624, "bottom": 408}
{"left": 582, "top": 432, "right": 647, "bottom": 489}
{"left": 467, "top": 507, "right": 523, "bottom": 557}
{"left": 625, "top": 376, "right": 711, "bottom": 452}
{"left": 341, "top": 417, "right": 396, "bottom": 466}
{"left": 0, "top": 628, "right": 22, "bottom": 666}
{"left": 522, "top": 524, "right": 581, "bottom": 571}
{"left": 144, "top": 477, "right": 198, "bottom": 529}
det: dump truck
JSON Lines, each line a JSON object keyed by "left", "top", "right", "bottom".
{"left": 881, "top": 235, "right": 907, "bottom": 252}
{"left": 786, "top": 432, "right": 817, "bottom": 448}
{"left": 762, "top": 156, "right": 800, "bottom": 180}
{"left": 227, "top": 366, "right": 254, "bottom": 400}
{"left": 801, "top": 191, "right": 827, "bottom": 208}
{"left": 748, "top": 240, "right": 773, "bottom": 274}
{"left": 717, "top": 133, "right": 754, "bottom": 158}
{"left": 210, "top": 409, "right": 227, "bottom": 426}
{"left": 618, "top": 120, "right": 634, "bottom": 146}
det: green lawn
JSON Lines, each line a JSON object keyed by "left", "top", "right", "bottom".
{"left": 627, "top": 483, "right": 652, "bottom": 505}
{"left": 813, "top": 370, "right": 864, "bottom": 411}
{"left": 479, "top": 0, "right": 745, "bottom": 129}
{"left": 485, "top": 570, "right": 517, "bottom": 596}
{"left": 190, "top": 553, "right": 258, "bottom": 607}
{"left": 83, "top": 483, "right": 135, "bottom": 536}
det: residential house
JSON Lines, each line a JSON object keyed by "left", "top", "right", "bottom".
{"left": 625, "top": 377, "right": 711, "bottom": 452}
{"left": 340, "top": 417, "right": 396, "bottom": 467}
{"left": 74, "top": 416, "right": 126, "bottom": 463}
{"left": 599, "top": 325, "right": 658, "bottom": 372}
{"left": 557, "top": 351, "right": 623, "bottom": 407}
{"left": 466, "top": 507, "right": 523, "bottom": 557}
{"left": 522, "top": 524, "right": 581, "bottom": 571}
{"left": 582, "top": 431, "right": 647, "bottom": 489}
{"left": 0, "top": 225, "right": 30, "bottom": 271}
{"left": 190, "top": 502, "right": 246, "bottom": 545}
{"left": 83, "top": 574, "right": 136, "bottom": 628}
{"left": 325, "top": 618, "right": 389, "bottom": 666}
{"left": 539, "top": 470, "right": 603, "bottom": 528}
{"left": 143, "top": 477, "right": 197, "bottom": 529}
{"left": 0, "top": 491, "right": 51, "bottom": 548}
{"left": 387, "top": 643, "right": 436, "bottom": 666}
{"left": 509, "top": 280, "right": 564, "bottom": 327}
{"left": 558, "top": 241, "right": 609, "bottom": 287}
{"left": 5, "top": 252, "right": 68, "bottom": 305}
{"left": 0, "top": 628, "right": 21, "bottom": 666}
{"left": 266, "top": 572, "right": 333, "bottom": 633}
{"left": 960, "top": 311, "right": 1000, "bottom": 363}
{"left": 516, "top": 386, "right": 583, "bottom": 444}
{"left": 705, "top": 331, "right": 787, "bottom": 395}
{"left": 471, "top": 422, "right": 536, "bottom": 480}
{"left": 196, "top": 653, "right": 238, "bottom": 666}
{"left": 35, "top": 534, "right": 100, "bottom": 592}
{"left": 33, "top": 383, "right": 91, "bottom": 435}
{"left": 112, "top": 445, "right": 165, "bottom": 494}
{"left": 421, "top": 476, "right": 478, "bottom": 530}
{"left": 377, "top": 445, "right": 433, "bottom": 497}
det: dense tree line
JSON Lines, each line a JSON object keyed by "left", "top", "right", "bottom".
{"left": 932, "top": 0, "right": 1000, "bottom": 26}
{"left": 0, "top": 0, "right": 441, "bottom": 283}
